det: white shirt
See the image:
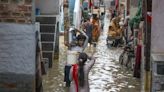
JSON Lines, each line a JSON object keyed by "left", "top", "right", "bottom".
{"left": 71, "top": 46, "right": 83, "bottom": 52}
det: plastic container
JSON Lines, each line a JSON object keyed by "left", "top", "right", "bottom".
{"left": 68, "top": 28, "right": 73, "bottom": 44}
{"left": 36, "top": 8, "right": 40, "bottom": 15}
{"left": 41, "top": 58, "right": 49, "bottom": 75}
{"left": 66, "top": 50, "right": 78, "bottom": 65}
{"left": 151, "top": 54, "right": 164, "bottom": 92}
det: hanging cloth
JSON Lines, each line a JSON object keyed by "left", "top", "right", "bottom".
{"left": 147, "top": 14, "right": 152, "bottom": 23}
{"left": 89, "top": 0, "right": 93, "bottom": 9}
{"left": 115, "top": 0, "right": 119, "bottom": 9}
{"left": 72, "top": 64, "right": 79, "bottom": 92}
{"left": 134, "top": 45, "right": 142, "bottom": 78}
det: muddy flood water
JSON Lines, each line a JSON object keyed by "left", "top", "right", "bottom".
{"left": 42, "top": 16, "right": 141, "bottom": 92}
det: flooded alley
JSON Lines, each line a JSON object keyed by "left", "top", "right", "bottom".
{"left": 0, "top": 0, "right": 161, "bottom": 92}
{"left": 42, "top": 16, "right": 141, "bottom": 92}
{"left": 42, "top": 36, "right": 67, "bottom": 92}
{"left": 88, "top": 16, "right": 141, "bottom": 92}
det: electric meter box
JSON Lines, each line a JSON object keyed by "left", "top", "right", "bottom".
{"left": 151, "top": 54, "right": 164, "bottom": 92}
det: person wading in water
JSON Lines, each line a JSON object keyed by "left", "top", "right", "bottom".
{"left": 83, "top": 18, "right": 93, "bottom": 47}
{"left": 64, "top": 28, "right": 88, "bottom": 87}
{"left": 69, "top": 53, "right": 96, "bottom": 92}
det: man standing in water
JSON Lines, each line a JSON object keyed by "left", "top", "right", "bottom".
{"left": 100, "top": 13, "right": 105, "bottom": 30}
{"left": 64, "top": 27, "right": 88, "bottom": 87}
{"left": 83, "top": 18, "right": 93, "bottom": 47}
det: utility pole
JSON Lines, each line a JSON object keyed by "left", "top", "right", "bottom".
{"left": 104, "top": 0, "right": 105, "bottom": 14}
{"left": 99, "top": 0, "right": 100, "bottom": 18}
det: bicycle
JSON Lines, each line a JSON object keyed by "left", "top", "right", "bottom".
{"left": 119, "top": 43, "right": 135, "bottom": 70}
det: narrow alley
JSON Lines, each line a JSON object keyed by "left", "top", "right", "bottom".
{"left": 89, "top": 15, "right": 140, "bottom": 92}
{"left": 42, "top": 15, "right": 140, "bottom": 92}
{"left": 1, "top": 0, "right": 163, "bottom": 92}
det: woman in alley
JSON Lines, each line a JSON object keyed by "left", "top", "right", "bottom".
{"left": 69, "top": 53, "right": 96, "bottom": 92}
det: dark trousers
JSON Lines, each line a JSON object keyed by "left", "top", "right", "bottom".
{"left": 64, "top": 65, "right": 72, "bottom": 87}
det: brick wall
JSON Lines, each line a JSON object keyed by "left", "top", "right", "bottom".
{"left": 0, "top": 0, "right": 33, "bottom": 23}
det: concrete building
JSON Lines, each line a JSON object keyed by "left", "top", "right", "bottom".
{"left": 0, "top": 0, "right": 61, "bottom": 91}
{"left": 0, "top": 0, "right": 36, "bottom": 91}
{"left": 151, "top": 0, "right": 164, "bottom": 91}
{"left": 59, "top": 0, "right": 65, "bottom": 33}
{"left": 36, "top": 0, "right": 60, "bottom": 66}
{"left": 129, "top": 0, "right": 138, "bottom": 18}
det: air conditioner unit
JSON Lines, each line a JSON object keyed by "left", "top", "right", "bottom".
{"left": 151, "top": 54, "right": 164, "bottom": 92}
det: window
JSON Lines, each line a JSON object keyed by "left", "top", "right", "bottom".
{"left": 157, "top": 64, "right": 164, "bottom": 75}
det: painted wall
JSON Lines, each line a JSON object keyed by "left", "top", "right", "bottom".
{"left": 59, "top": 0, "right": 64, "bottom": 32}
{"left": 0, "top": 23, "right": 36, "bottom": 91}
{"left": 151, "top": 0, "right": 164, "bottom": 53}
{"left": 60, "top": 6, "right": 64, "bottom": 32}
{"left": 130, "top": 0, "right": 138, "bottom": 18}
{"left": 35, "top": 0, "right": 59, "bottom": 15}
{"left": 73, "top": 0, "right": 81, "bottom": 29}
{"left": 69, "top": 0, "right": 75, "bottom": 24}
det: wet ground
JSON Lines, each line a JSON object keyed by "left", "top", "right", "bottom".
{"left": 88, "top": 17, "right": 140, "bottom": 92}
{"left": 42, "top": 16, "right": 141, "bottom": 92}
{"left": 42, "top": 35, "right": 67, "bottom": 92}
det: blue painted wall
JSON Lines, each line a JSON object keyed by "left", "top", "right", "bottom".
{"left": 69, "top": 0, "right": 75, "bottom": 25}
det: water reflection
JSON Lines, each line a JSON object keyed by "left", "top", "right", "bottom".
{"left": 89, "top": 18, "right": 140, "bottom": 92}
{"left": 42, "top": 36, "right": 67, "bottom": 92}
